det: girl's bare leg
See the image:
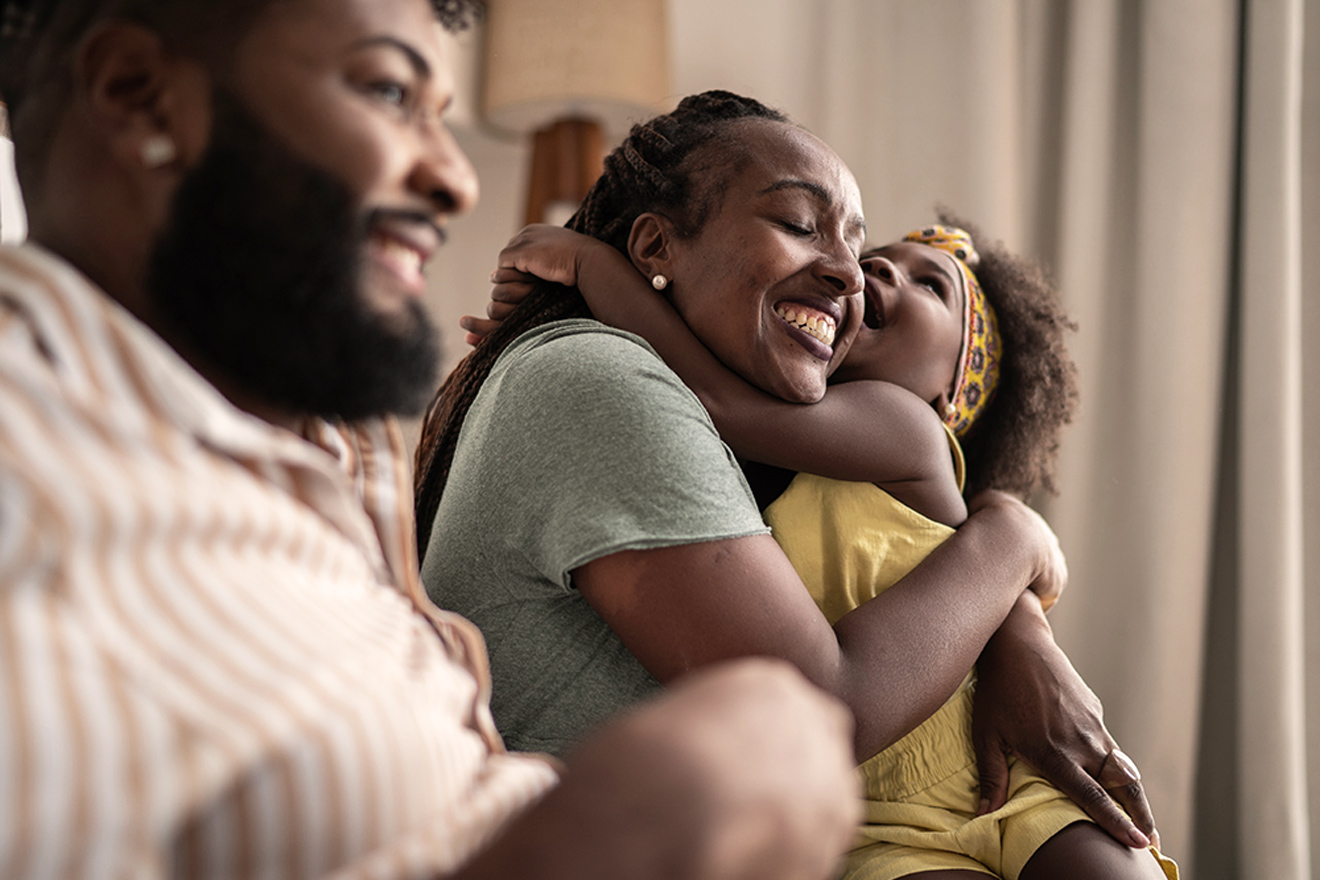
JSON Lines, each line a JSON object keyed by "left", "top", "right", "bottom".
{"left": 1019, "top": 822, "right": 1168, "bottom": 880}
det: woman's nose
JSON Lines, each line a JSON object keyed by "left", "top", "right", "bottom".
{"left": 819, "top": 248, "right": 864, "bottom": 297}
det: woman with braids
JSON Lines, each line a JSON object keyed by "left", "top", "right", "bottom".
{"left": 415, "top": 91, "right": 1162, "bottom": 879}
{"left": 474, "top": 215, "right": 1179, "bottom": 880}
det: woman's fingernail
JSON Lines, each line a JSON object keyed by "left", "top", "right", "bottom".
{"left": 1129, "top": 828, "right": 1150, "bottom": 848}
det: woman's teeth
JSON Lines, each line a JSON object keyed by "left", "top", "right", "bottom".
{"left": 775, "top": 305, "right": 836, "bottom": 346}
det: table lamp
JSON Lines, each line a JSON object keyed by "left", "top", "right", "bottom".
{"left": 482, "top": 0, "right": 672, "bottom": 225}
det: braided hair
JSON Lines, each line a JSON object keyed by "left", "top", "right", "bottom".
{"left": 413, "top": 90, "right": 789, "bottom": 557}
{"left": 0, "top": 0, "right": 482, "bottom": 187}
{"left": 936, "top": 209, "right": 1079, "bottom": 499}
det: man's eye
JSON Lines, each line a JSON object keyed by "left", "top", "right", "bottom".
{"left": 367, "top": 80, "right": 409, "bottom": 106}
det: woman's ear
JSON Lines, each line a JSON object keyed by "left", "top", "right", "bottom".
{"left": 627, "top": 212, "right": 677, "bottom": 283}
{"left": 76, "top": 22, "right": 211, "bottom": 175}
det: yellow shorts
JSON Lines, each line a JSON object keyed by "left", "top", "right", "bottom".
{"left": 844, "top": 680, "right": 1178, "bottom": 880}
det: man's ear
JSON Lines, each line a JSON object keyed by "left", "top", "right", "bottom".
{"left": 627, "top": 212, "right": 678, "bottom": 283}
{"left": 76, "top": 22, "right": 211, "bottom": 173}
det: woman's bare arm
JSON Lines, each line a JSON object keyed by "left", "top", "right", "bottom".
{"left": 574, "top": 490, "right": 1063, "bottom": 763}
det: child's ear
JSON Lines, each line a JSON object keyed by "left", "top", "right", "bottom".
{"left": 627, "top": 213, "right": 677, "bottom": 282}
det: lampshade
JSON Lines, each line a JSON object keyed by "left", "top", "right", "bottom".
{"left": 482, "top": 0, "right": 671, "bottom": 138}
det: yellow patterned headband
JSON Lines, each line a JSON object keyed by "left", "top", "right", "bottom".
{"left": 902, "top": 225, "right": 1001, "bottom": 438}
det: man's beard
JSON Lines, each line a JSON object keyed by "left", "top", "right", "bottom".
{"left": 147, "top": 90, "right": 441, "bottom": 421}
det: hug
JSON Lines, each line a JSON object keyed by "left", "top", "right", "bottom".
{"left": 0, "top": 1, "right": 1183, "bottom": 878}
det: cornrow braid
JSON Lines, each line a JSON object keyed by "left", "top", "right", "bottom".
{"left": 937, "top": 209, "right": 1080, "bottom": 499}
{"left": 414, "top": 90, "right": 789, "bottom": 558}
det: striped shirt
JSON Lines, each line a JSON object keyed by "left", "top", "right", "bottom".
{"left": 0, "top": 244, "right": 558, "bottom": 880}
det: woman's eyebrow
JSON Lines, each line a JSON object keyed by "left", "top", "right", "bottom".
{"left": 349, "top": 36, "right": 433, "bottom": 79}
{"left": 760, "top": 178, "right": 830, "bottom": 201}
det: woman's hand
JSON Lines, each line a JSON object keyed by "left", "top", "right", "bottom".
{"left": 967, "top": 489, "right": 1067, "bottom": 612}
{"left": 971, "top": 593, "right": 1159, "bottom": 850}
{"left": 460, "top": 224, "right": 611, "bottom": 345}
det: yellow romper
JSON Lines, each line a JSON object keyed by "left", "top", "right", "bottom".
{"left": 764, "top": 428, "right": 1178, "bottom": 880}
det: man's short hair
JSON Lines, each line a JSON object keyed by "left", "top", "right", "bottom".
{"left": 0, "top": 0, "right": 482, "bottom": 188}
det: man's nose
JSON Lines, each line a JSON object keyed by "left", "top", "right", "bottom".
{"left": 410, "top": 127, "right": 479, "bottom": 217}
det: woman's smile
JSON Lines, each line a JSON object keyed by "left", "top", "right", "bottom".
{"left": 773, "top": 298, "right": 841, "bottom": 359}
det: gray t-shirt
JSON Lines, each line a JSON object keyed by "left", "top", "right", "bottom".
{"left": 423, "top": 319, "right": 770, "bottom": 756}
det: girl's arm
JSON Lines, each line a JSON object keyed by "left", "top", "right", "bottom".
{"left": 492, "top": 226, "right": 965, "bottom": 525}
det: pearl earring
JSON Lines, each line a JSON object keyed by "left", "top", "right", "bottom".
{"left": 140, "top": 134, "right": 177, "bottom": 169}
{"left": 651, "top": 274, "right": 669, "bottom": 291}
{"left": 942, "top": 402, "right": 957, "bottom": 417}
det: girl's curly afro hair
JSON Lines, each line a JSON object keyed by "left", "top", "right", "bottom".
{"left": 939, "top": 209, "right": 1079, "bottom": 499}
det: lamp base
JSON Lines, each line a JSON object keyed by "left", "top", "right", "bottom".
{"left": 524, "top": 118, "right": 604, "bottom": 227}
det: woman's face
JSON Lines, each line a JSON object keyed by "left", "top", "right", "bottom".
{"left": 662, "top": 120, "right": 867, "bottom": 404}
{"left": 830, "top": 241, "right": 965, "bottom": 405}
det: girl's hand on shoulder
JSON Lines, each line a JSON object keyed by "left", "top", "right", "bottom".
{"left": 967, "top": 489, "right": 1066, "bottom": 612}
{"left": 461, "top": 225, "right": 617, "bottom": 346}
{"left": 499, "top": 223, "right": 607, "bottom": 288}
{"left": 459, "top": 266, "right": 535, "bottom": 345}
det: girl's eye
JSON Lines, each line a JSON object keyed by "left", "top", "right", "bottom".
{"left": 917, "top": 277, "right": 945, "bottom": 296}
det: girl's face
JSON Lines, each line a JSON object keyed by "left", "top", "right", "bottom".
{"left": 830, "top": 242, "right": 965, "bottom": 406}
{"left": 662, "top": 120, "right": 867, "bottom": 404}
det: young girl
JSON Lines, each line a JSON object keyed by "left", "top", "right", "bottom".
{"left": 469, "top": 215, "right": 1177, "bottom": 880}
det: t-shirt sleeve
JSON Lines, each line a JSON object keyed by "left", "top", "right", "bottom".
{"left": 438, "top": 323, "right": 770, "bottom": 591}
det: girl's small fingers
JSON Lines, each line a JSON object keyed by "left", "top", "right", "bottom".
{"left": 487, "top": 300, "right": 517, "bottom": 320}
{"left": 490, "top": 266, "right": 536, "bottom": 286}
{"left": 460, "top": 316, "right": 500, "bottom": 342}
{"left": 490, "top": 281, "right": 535, "bottom": 304}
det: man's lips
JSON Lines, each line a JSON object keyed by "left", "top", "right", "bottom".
{"left": 367, "top": 219, "right": 442, "bottom": 294}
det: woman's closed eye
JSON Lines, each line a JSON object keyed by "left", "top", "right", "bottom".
{"left": 778, "top": 220, "right": 814, "bottom": 236}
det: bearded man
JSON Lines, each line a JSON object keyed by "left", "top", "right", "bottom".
{"left": 0, "top": 1, "right": 861, "bottom": 877}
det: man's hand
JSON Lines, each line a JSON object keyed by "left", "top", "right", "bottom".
{"left": 972, "top": 593, "right": 1158, "bottom": 850}
{"left": 458, "top": 659, "right": 861, "bottom": 880}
